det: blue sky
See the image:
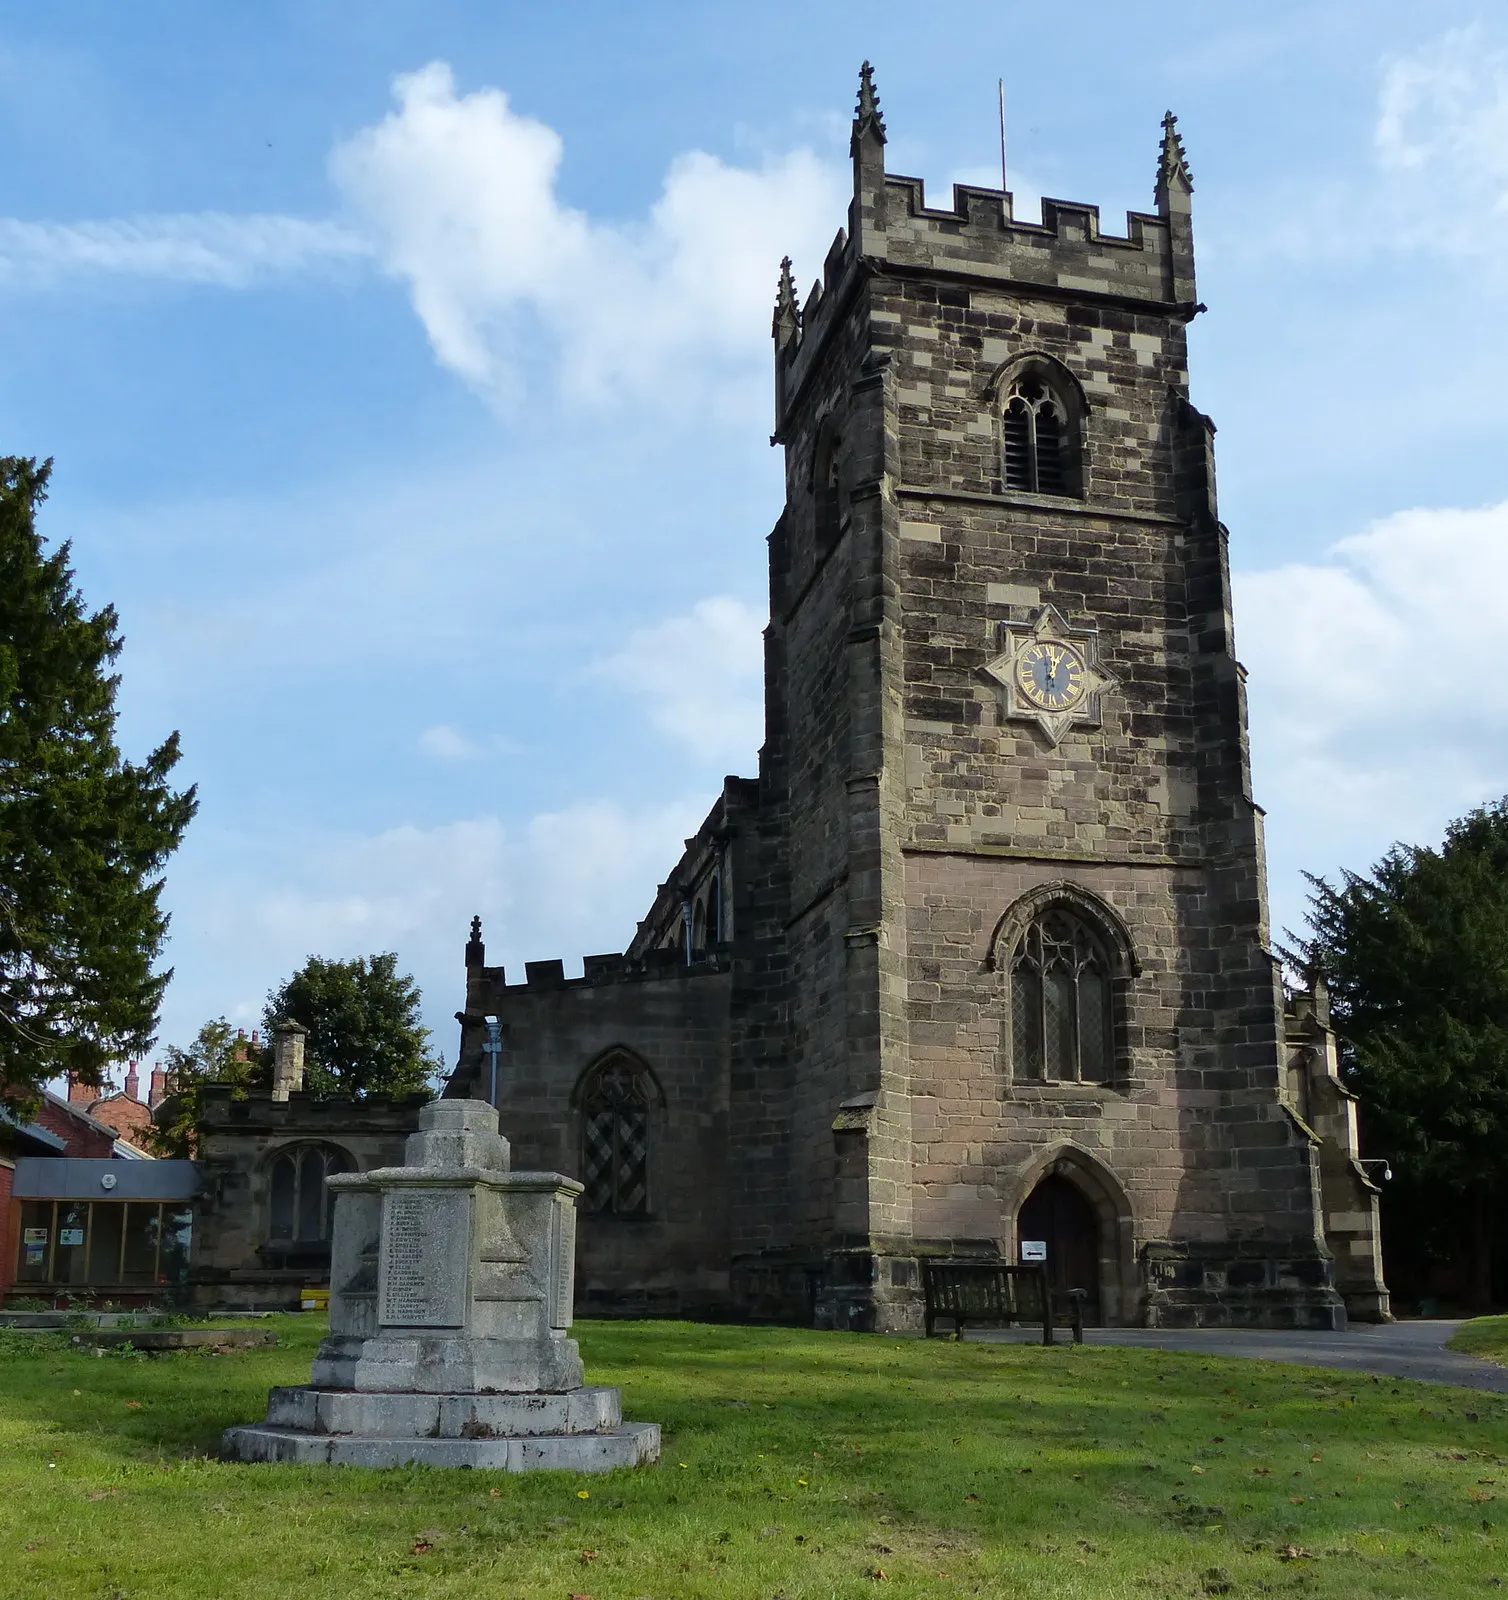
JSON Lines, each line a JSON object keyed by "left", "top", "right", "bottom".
{"left": 5, "top": 2, "right": 1508, "bottom": 1072}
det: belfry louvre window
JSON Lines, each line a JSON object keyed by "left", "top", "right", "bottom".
{"left": 1010, "top": 909, "right": 1113, "bottom": 1082}
{"left": 581, "top": 1057, "right": 652, "bottom": 1216}
{"left": 815, "top": 432, "right": 843, "bottom": 549}
{"left": 1002, "top": 376, "right": 1070, "bottom": 495}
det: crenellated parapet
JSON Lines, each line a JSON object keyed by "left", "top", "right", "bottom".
{"left": 773, "top": 66, "right": 1200, "bottom": 441}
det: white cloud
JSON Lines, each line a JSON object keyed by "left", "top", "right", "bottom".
{"left": 419, "top": 723, "right": 481, "bottom": 760}
{"left": 1237, "top": 498, "right": 1508, "bottom": 932}
{"left": 1239, "top": 27, "right": 1508, "bottom": 275}
{"left": 160, "top": 796, "right": 707, "bottom": 1055}
{"left": 593, "top": 595, "right": 765, "bottom": 767}
{"left": 0, "top": 61, "right": 848, "bottom": 415}
{"left": 0, "top": 212, "right": 366, "bottom": 287}
{"left": 417, "top": 724, "right": 525, "bottom": 761}
{"left": 328, "top": 61, "right": 847, "bottom": 412}
{"left": 1373, "top": 28, "right": 1508, "bottom": 260}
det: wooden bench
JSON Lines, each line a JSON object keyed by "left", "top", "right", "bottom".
{"left": 921, "top": 1260, "right": 1086, "bottom": 1345}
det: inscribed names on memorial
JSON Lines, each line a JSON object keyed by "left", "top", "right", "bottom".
{"left": 379, "top": 1190, "right": 469, "bottom": 1326}
{"left": 549, "top": 1197, "right": 576, "bottom": 1329}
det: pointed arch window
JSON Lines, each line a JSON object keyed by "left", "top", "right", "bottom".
{"left": 1010, "top": 909, "right": 1113, "bottom": 1083}
{"left": 579, "top": 1055, "right": 657, "bottom": 1216}
{"left": 1002, "top": 374, "right": 1074, "bottom": 496}
{"left": 268, "top": 1143, "right": 352, "bottom": 1244}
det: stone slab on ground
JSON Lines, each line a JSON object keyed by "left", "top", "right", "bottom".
{"left": 223, "top": 1419, "right": 660, "bottom": 1471}
{"left": 75, "top": 1328, "right": 275, "bottom": 1351}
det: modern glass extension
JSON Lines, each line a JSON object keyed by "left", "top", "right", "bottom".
{"left": 14, "top": 1198, "right": 192, "bottom": 1288}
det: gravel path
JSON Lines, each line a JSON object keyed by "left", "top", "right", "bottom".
{"left": 966, "top": 1319, "right": 1508, "bottom": 1393}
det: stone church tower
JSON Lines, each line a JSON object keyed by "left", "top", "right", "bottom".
{"left": 448, "top": 68, "right": 1386, "bottom": 1331}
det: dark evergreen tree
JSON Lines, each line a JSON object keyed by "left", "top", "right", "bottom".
{"left": 0, "top": 458, "right": 197, "bottom": 1102}
{"left": 151, "top": 1016, "right": 269, "bottom": 1157}
{"left": 1290, "top": 798, "right": 1508, "bottom": 1308}
{"left": 262, "top": 952, "right": 438, "bottom": 1100}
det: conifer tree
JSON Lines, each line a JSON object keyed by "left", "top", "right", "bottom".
{"left": 0, "top": 458, "right": 197, "bottom": 1101}
{"left": 1292, "top": 798, "right": 1508, "bottom": 1307}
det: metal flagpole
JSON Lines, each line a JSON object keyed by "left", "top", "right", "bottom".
{"left": 998, "top": 78, "right": 1008, "bottom": 196}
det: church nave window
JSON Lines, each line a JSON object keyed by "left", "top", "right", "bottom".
{"left": 579, "top": 1054, "right": 657, "bottom": 1216}
{"left": 268, "top": 1142, "right": 352, "bottom": 1244}
{"left": 1010, "top": 909, "right": 1113, "bottom": 1083}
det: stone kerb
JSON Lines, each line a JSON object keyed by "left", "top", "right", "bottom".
{"left": 222, "top": 1099, "right": 660, "bottom": 1471}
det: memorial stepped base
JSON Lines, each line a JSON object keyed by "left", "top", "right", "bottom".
{"left": 224, "top": 1383, "right": 659, "bottom": 1471}
{"left": 223, "top": 1101, "right": 660, "bottom": 1473}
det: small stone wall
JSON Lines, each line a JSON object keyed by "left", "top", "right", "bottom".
{"left": 1141, "top": 1242, "right": 1345, "bottom": 1330}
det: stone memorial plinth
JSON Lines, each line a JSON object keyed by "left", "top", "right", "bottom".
{"left": 223, "top": 1100, "right": 660, "bottom": 1470}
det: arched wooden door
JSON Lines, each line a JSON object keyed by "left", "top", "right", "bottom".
{"left": 1017, "top": 1174, "right": 1102, "bottom": 1325}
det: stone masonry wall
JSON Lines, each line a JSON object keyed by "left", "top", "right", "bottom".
{"left": 454, "top": 966, "right": 734, "bottom": 1319}
{"left": 763, "top": 84, "right": 1337, "bottom": 1328}
{"left": 433, "top": 76, "right": 1348, "bottom": 1331}
{"left": 863, "top": 151, "right": 1328, "bottom": 1321}
{"left": 191, "top": 1090, "right": 422, "bottom": 1311}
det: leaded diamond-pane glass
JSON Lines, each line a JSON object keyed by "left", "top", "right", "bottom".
{"left": 1044, "top": 967, "right": 1076, "bottom": 1080}
{"left": 580, "top": 1057, "right": 653, "bottom": 1216}
{"left": 615, "top": 1106, "right": 649, "bottom": 1212}
{"left": 1010, "top": 906, "right": 1117, "bottom": 1083}
{"left": 1078, "top": 968, "right": 1110, "bottom": 1083}
{"left": 1012, "top": 965, "right": 1043, "bottom": 1079}
{"left": 582, "top": 1108, "right": 617, "bottom": 1212}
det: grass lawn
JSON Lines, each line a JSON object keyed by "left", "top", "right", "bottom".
{"left": 3, "top": 1318, "right": 1508, "bottom": 1598}
{"left": 1451, "top": 1318, "right": 1508, "bottom": 1366}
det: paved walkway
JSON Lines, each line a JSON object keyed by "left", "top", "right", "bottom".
{"left": 968, "top": 1320, "right": 1508, "bottom": 1393}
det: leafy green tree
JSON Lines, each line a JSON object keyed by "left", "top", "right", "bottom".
{"left": 150, "top": 1016, "right": 268, "bottom": 1157}
{"left": 263, "top": 953, "right": 439, "bottom": 1100}
{"left": 1290, "top": 798, "right": 1508, "bottom": 1308}
{"left": 0, "top": 458, "right": 196, "bottom": 1102}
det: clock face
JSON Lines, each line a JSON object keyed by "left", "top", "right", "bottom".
{"left": 1014, "top": 639, "right": 1088, "bottom": 711}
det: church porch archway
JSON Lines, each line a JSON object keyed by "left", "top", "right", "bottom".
{"left": 1007, "top": 1146, "right": 1136, "bottom": 1326}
